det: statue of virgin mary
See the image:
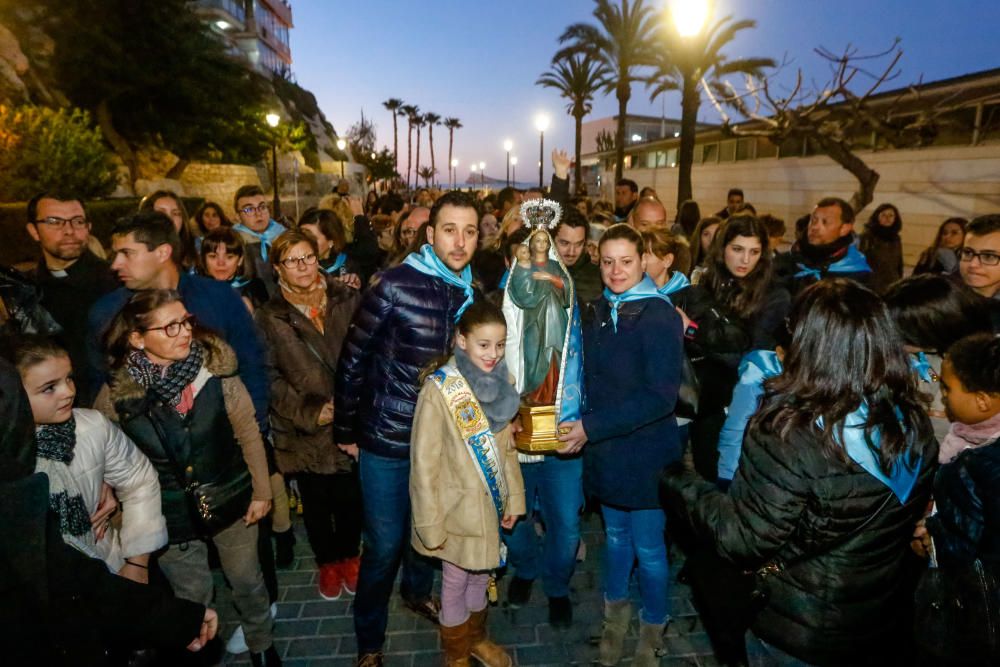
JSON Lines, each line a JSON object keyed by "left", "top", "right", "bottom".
{"left": 502, "top": 199, "right": 583, "bottom": 446}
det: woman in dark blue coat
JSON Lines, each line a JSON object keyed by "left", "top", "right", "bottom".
{"left": 558, "top": 223, "right": 683, "bottom": 666}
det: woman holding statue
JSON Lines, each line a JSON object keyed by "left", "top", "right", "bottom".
{"left": 557, "top": 223, "right": 683, "bottom": 667}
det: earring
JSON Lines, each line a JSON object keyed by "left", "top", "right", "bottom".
{"left": 138, "top": 344, "right": 144, "bottom": 350}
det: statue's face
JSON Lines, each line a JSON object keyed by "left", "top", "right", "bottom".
{"left": 530, "top": 231, "right": 550, "bottom": 254}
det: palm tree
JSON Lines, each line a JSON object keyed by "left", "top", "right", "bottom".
{"left": 444, "top": 117, "right": 462, "bottom": 185}
{"left": 382, "top": 98, "right": 404, "bottom": 177}
{"left": 647, "top": 14, "right": 775, "bottom": 206}
{"left": 537, "top": 54, "right": 610, "bottom": 195}
{"left": 400, "top": 103, "right": 419, "bottom": 190}
{"left": 413, "top": 113, "right": 427, "bottom": 188}
{"left": 423, "top": 112, "right": 441, "bottom": 182}
{"left": 417, "top": 166, "right": 436, "bottom": 188}
{"left": 556, "top": 0, "right": 659, "bottom": 182}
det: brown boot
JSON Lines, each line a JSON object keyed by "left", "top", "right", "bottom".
{"left": 440, "top": 619, "right": 472, "bottom": 667}
{"left": 467, "top": 608, "right": 512, "bottom": 667}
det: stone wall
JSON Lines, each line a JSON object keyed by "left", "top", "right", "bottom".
{"left": 598, "top": 142, "right": 1000, "bottom": 265}
{"left": 178, "top": 163, "right": 263, "bottom": 208}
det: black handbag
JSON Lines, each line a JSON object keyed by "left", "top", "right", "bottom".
{"left": 148, "top": 409, "right": 253, "bottom": 536}
{"left": 914, "top": 555, "right": 1000, "bottom": 662}
{"left": 676, "top": 354, "right": 701, "bottom": 420}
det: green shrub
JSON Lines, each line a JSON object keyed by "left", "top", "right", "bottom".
{"left": 0, "top": 105, "right": 118, "bottom": 202}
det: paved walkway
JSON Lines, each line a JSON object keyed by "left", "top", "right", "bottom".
{"left": 218, "top": 513, "right": 718, "bottom": 666}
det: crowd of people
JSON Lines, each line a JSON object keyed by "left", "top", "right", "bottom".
{"left": 1, "top": 147, "right": 999, "bottom": 667}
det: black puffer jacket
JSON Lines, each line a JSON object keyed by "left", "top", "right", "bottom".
{"left": 334, "top": 263, "right": 476, "bottom": 459}
{"left": 927, "top": 437, "right": 1000, "bottom": 566}
{"left": 663, "top": 419, "right": 938, "bottom": 665}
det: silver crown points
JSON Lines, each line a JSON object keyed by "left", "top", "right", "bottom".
{"left": 520, "top": 198, "right": 562, "bottom": 231}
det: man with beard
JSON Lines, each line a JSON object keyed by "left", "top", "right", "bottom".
{"left": 335, "top": 191, "right": 482, "bottom": 667}
{"left": 775, "top": 197, "right": 872, "bottom": 296}
{"left": 26, "top": 193, "right": 117, "bottom": 406}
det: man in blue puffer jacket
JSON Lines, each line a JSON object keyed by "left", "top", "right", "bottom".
{"left": 334, "top": 190, "right": 481, "bottom": 666}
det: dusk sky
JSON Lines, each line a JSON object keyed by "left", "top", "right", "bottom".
{"left": 292, "top": 0, "right": 1000, "bottom": 184}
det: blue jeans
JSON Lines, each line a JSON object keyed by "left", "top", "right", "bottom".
{"left": 354, "top": 451, "right": 435, "bottom": 653}
{"left": 503, "top": 454, "right": 583, "bottom": 598}
{"left": 602, "top": 505, "right": 669, "bottom": 624}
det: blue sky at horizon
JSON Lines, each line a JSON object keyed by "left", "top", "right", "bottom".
{"left": 290, "top": 0, "right": 1000, "bottom": 184}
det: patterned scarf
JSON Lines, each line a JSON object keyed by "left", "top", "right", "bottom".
{"left": 35, "top": 416, "right": 90, "bottom": 538}
{"left": 280, "top": 275, "right": 328, "bottom": 333}
{"left": 36, "top": 416, "right": 77, "bottom": 464}
{"left": 126, "top": 340, "right": 204, "bottom": 411}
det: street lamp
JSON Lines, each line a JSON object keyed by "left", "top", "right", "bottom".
{"left": 336, "top": 138, "right": 347, "bottom": 179}
{"left": 511, "top": 156, "right": 518, "bottom": 186}
{"left": 479, "top": 161, "right": 486, "bottom": 189}
{"left": 265, "top": 112, "right": 281, "bottom": 217}
{"left": 534, "top": 113, "right": 549, "bottom": 188}
{"left": 470, "top": 163, "right": 477, "bottom": 190}
{"left": 671, "top": 0, "right": 710, "bottom": 37}
{"left": 451, "top": 158, "right": 458, "bottom": 189}
{"left": 503, "top": 139, "right": 513, "bottom": 187}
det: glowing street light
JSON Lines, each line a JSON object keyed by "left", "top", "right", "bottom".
{"left": 336, "top": 138, "right": 347, "bottom": 178}
{"left": 511, "top": 156, "right": 518, "bottom": 185}
{"left": 503, "top": 139, "right": 513, "bottom": 186}
{"left": 265, "top": 112, "right": 281, "bottom": 216}
{"left": 534, "top": 113, "right": 550, "bottom": 188}
{"left": 671, "top": 0, "right": 710, "bottom": 37}
{"left": 451, "top": 158, "right": 459, "bottom": 189}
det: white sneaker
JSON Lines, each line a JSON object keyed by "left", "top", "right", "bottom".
{"left": 225, "top": 603, "right": 278, "bottom": 654}
{"left": 225, "top": 625, "right": 248, "bottom": 654}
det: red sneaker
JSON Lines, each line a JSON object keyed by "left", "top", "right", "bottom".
{"left": 340, "top": 556, "right": 361, "bottom": 595}
{"left": 318, "top": 562, "right": 343, "bottom": 600}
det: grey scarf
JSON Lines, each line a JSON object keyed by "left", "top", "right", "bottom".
{"left": 453, "top": 347, "right": 521, "bottom": 433}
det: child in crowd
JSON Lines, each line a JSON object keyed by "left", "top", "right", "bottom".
{"left": 913, "top": 333, "right": 1000, "bottom": 663}
{"left": 409, "top": 300, "right": 525, "bottom": 667}
{"left": 14, "top": 335, "right": 166, "bottom": 580}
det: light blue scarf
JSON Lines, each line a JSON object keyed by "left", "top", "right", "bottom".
{"left": 322, "top": 253, "right": 348, "bottom": 274}
{"left": 719, "top": 353, "right": 921, "bottom": 502}
{"left": 656, "top": 271, "right": 690, "bottom": 301}
{"left": 602, "top": 275, "right": 673, "bottom": 332}
{"left": 794, "top": 243, "right": 872, "bottom": 280}
{"left": 718, "top": 350, "right": 783, "bottom": 481}
{"left": 234, "top": 219, "right": 286, "bottom": 261}
{"left": 403, "top": 244, "right": 475, "bottom": 322}
{"left": 818, "top": 403, "right": 922, "bottom": 504}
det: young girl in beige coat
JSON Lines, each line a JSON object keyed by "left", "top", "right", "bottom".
{"left": 410, "top": 300, "right": 525, "bottom": 667}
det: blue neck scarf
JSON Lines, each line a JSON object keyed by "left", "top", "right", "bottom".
{"left": 818, "top": 402, "right": 921, "bottom": 503}
{"left": 656, "top": 271, "right": 690, "bottom": 300}
{"left": 403, "top": 244, "right": 475, "bottom": 322}
{"left": 795, "top": 244, "right": 871, "bottom": 280}
{"left": 234, "top": 219, "right": 286, "bottom": 261}
{"left": 230, "top": 276, "right": 250, "bottom": 289}
{"left": 603, "top": 275, "right": 673, "bottom": 332}
{"left": 322, "top": 253, "right": 348, "bottom": 274}
{"left": 909, "top": 351, "right": 936, "bottom": 383}
{"left": 734, "top": 353, "right": 921, "bottom": 502}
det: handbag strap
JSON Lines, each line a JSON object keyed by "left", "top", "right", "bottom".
{"left": 759, "top": 491, "right": 895, "bottom": 577}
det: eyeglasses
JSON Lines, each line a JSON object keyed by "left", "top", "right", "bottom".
{"left": 240, "top": 203, "right": 269, "bottom": 215}
{"left": 34, "top": 216, "right": 88, "bottom": 230}
{"left": 143, "top": 315, "right": 195, "bottom": 338}
{"left": 959, "top": 247, "right": 1000, "bottom": 266}
{"left": 280, "top": 253, "right": 318, "bottom": 269}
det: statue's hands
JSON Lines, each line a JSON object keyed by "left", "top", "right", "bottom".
{"left": 531, "top": 271, "right": 554, "bottom": 282}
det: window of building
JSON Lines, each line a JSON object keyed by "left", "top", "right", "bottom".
{"left": 719, "top": 140, "right": 737, "bottom": 162}
{"left": 735, "top": 138, "right": 755, "bottom": 161}
{"left": 702, "top": 143, "right": 718, "bottom": 163}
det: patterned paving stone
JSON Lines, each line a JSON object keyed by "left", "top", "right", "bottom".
{"left": 216, "top": 513, "right": 713, "bottom": 666}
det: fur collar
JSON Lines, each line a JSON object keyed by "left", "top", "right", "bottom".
{"left": 107, "top": 334, "right": 236, "bottom": 406}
